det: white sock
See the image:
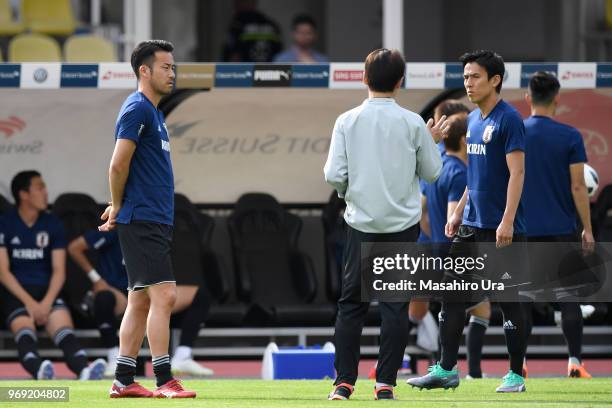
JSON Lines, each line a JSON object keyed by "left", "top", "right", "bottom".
{"left": 107, "top": 346, "right": 119, "bottom": 363}
{"left": 172, "top": 346, "right": 192, "bottom": 363}
{"left": 569, "top": 356, "right": 581, "bottom": 366}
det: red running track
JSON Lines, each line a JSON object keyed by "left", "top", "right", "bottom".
{"left": 0, "top": 358, "right": 610, "bottom": 379}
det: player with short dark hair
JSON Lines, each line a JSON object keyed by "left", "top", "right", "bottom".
{"left": 0, "top": 171, "right": 106, "bottom": 380}
{"left": 409, "top": 50, "right": 528, "bottom": 393}
{"left": 100, "top": 40, "right": 195, "bottom": 398}
{"left": 416, "top": 112, "right": 492, "bottom": 379}
{"left": 522, "top": 71, "right": 594, "bottom": 378}
{"left": 325, "top": 48, "right": 447, "bottom": 401}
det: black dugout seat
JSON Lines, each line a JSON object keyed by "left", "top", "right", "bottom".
{"left": 52, "top": 193, "right": 102, "bottom": 322}
{"left": 0, "top": 194, "right": 13, "bottom": 215}
{"left": 172, "top": 193, "right": 249, "bottom": 326}
{"left": 228, "top": 193, "right": 336, "bottom": 326}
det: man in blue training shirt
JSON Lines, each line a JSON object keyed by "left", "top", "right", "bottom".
{"left": 0, "top": 171, "right": 106, "bottom": 380}
{"left": 99, "top": 40, "right": 195, "bottom": 398}
{"left": 68, "top": 229, "right": 214, "bottom": 378}
{"left": 521, "top": 71, "right": 594, "bottom": 379}
{"left": 417, "top": 113, "right": 492, "bottom": 379}
{"left": 409, "top": 50, "right": 528, "bottom": 393}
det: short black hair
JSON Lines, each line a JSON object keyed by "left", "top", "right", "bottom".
{"left": 460, "top": 50, "right": 505, "bottom": 93}
{"left": 529, "top": 71, "right": 560, "bottom": 106}
{"left": 364, "top": 48, "right": 405, "bottom": 93}
{"left": 292, "top": 14, "right": 316, "bottom": 30}
{"left": 130, "top": 40, "right": 174, "bottom": 79}
{"left": 443, "top": 114, "right": 468, "bottom": 152}
{"left": 434, "top": 99, "right": 470, "bottom": 120}
{"left": 11, "top": 170, "right": 41, "bottom": 205}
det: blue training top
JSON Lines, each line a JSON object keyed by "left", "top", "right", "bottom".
{"left": 522, "top": 116, "right": 587, "bottom": 236}
{"left": 0, "top": 209, "right": 66, "bottom": 286}
{"left": 114, "top": 91, "right": 174, "bottom": 226}
{"left": 463, "top": 100, "right": 526, "bottom": 233}
{"left": 83, "top": 229, "right": 128, "bottom": 290}
{"left": 425, "top": 155, "right": 467, "bottom": 242}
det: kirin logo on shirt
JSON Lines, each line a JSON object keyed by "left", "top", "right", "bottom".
{"left": 482, "top": 125, "right": 495, "bottom": 144}
{"left": 36, "top": 232, "right": 49, "bottom": 248}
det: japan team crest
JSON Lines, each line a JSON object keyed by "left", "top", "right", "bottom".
{"left": 482, "top": 125, "right": 495, "bottom": 144}
{"left": 36, "top": 232, "right": 49, "bottom": 248}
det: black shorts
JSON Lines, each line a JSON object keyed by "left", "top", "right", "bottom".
{"left": 0, "top": 285, "right": 68, "bottom": 327}
{"left": 525, "top": 232, "right": 601, "bottom": 300}
{"left": 117, "top": 221, "right": 175, "bottom": 291}
{"left": 444, "top": 225, "right": 527, "bottom": 303}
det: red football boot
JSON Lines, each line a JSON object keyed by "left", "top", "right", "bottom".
{"left": 152, "top": 379, "right": 197, "bottom": 398}
{"left": 109, "top": 380, "right": 153, "bottom": 398}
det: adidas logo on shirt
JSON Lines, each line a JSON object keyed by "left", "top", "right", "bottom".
{"left": 501, "top": 272, "right": 512, "bottom": 280}
{"left": 161, "top": 140, "right": 171, "bottom": 152}
{"left": 503, "top": 320, "right": 517, "bottom": 330}
{"left": 11, "top": 236, "right": 21, "bottom": 245}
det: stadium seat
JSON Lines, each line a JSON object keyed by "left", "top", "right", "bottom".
{"left": 228, "top": 193, "right": 336, "bottom": 326}
{"left": 51, "top": 193, "right": 101, "bottom": 322}
{"left": 0, "top": 0, "right": 25, "bottom": 36}
{"left": 21, "top": 0, "right": 76, "bottom": 36}
{"left": 8, "top": 33, "right": 61, "bottom": 62}
{"left": 321, "top": 191, "right": 346, "bottom": 302}
{"left": 172, "top": 193, "right": 249, "bottom": 326}
{"left": 0, "top": 194, "right": 12, "bottom": 215}
{"left": 64, "top": 35, "right": 117, "bottom": 62}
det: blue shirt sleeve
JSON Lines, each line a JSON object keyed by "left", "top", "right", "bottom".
{"left": 116, "top": 102, "right": 148, "bottom": 143}
{"left": 419, "top": 179, "right": 428, "bottom": 195}
{"left": 569, "top": 129, "right": 588, "bottom": 164}
{"left": 503, "top": 112, "right": 525, "bottom": 154}
{"left": 50, "top": 217, "right": 67, "bottom": 250}
{"left": 84, "top": 229, "right": 105, "bottom": 250}
{"left": 448, "top": 169, "right": 467, "bottom": 202}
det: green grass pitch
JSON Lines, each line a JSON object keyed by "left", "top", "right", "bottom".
{"left": 0, "top": 378, "right": 611, "bottom": 407}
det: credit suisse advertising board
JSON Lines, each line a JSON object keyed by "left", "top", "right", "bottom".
{"left": 0, "top": 62, "right": 610, "bottom": 204}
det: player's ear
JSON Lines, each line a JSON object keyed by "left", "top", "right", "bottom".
{"left": 490, "top": 74, "right": 501, "bottom": 90}
{"left": 139, "top": 64, "right": 149, "bottom": 79}
{"left": 395, "top": 76, "right": 404, "bottom": 90}
{"left": 525, "top": 93, "right": 531, "bottom": 106}
{"left": 362, "top": 73, "right": 368, "bottom": 87}
{"left": 554, "top": 93, "right": 560, "bottom": 105}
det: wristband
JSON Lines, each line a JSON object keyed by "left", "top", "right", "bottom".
{"left": 87, "top": 269, "right": 102, "bottom": 283}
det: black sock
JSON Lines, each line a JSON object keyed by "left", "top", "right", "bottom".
{"left": 54, "top": 328, "right": 88, "bottom": 376}
{"left": 179, "top": 287, "right": 210, "bottom": 347}
{"left": 499, "top": 302, "right": 527, "bottom": 376}
{"left": 15, "top": 328, "right": 42, "bottom": 378}
{"left": 152, "top": 354, "right": 173, "bottom": 387}
{"left": 439, "top": 302, "right": 466, "bottom": 371}
{"left": 466, "top": 315, "right": 489, "bottom": 378}
{"left": 560, "top": 302, "right": 583, "bottom": 360}
{"left": 94, "top": 290, "right": 119, "bottom": 348}
{"left": 115, "top": 355, "right": 137, "bottom": 386}
{"left": 522, "top": 302, "right": 533, "bottom": 347}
